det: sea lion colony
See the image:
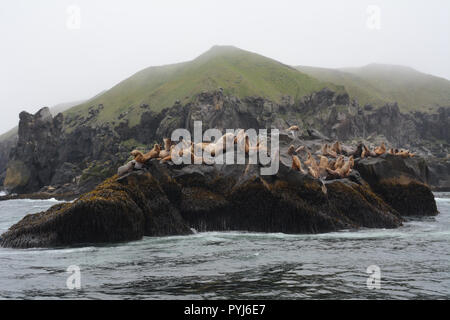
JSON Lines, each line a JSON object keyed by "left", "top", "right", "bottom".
{"left": 124, "top": 128, "right": 414, "bottom": 181}
{"left": 129, "top": 130, "right": 267, "bottom": 167}
{"left": 289, "top": 140, "right": 415, "bottom": 180}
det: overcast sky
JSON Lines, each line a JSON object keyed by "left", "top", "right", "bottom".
{"left": 1, "top": 0, "right": 449, "bottom": 133}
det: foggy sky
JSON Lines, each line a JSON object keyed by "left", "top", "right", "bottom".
{"left": 1, "top": 0, "right": 449, "bottom": 133}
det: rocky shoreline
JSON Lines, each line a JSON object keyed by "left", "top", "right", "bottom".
{"left": 0, "top": 137, "right": 438, "bottom": 249}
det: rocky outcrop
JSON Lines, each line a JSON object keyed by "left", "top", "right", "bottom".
{"left": 3, "top": 107, "right": 126, "bottom": 195}
{"left": 355, "top": 155, "right": 438, "bottom": 216}
{"left": 0, "top": 171, "right": 192, "bottom": 248}
{"left": 426, "top": 157, "right": 450, "bottom": 191}
{"left": 0, "top": 132, "right": 17, "bottom": 186}
{"left": 4, "top": 108, "right": 63, "bottom": 193}
{"left": 3, "top": 89, "right": 449, "bottom": 196}
{"left": 1, "top": 140, "right": 438, "bottom": 248}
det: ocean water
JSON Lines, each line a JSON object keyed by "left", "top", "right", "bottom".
{"left": 0, "top": 194, "right": 449, "bottom": 299}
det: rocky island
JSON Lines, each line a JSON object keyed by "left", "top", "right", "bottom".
{"left": 0, "top": 131, "right": 438, "bottom": 248}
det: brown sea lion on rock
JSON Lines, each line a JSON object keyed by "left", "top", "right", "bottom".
{"left": 291, "top": 155, "right": 307, "bottom": 174}
{"left": 321, "top": 143, "right": 337, "bottom": 158}
{"left": 304, "top": 152, "right": 318, "bottom": 169}
{"left": 331, "top": 141, "right": 342, "bottom": 155}
{"left": 334, "top": 155, "right": 345, "bottom": 169}
{"left": 374, "top": 142, "right": 386, "bottom": 156}
{"left": 326, "top": 156, "right": 354, "bottom": 179}
{"left": 396, "top": 149, "right": 415, "bottom": 158}
{"left": 287, "top": 145, "right": 296, "bottom": 155}
{"left": 318, "top": 156, "right": 329, "bottom": 178}
{"left": 158, "top": 138, "right": 173, "bottom": 159}
{"left": 361, "top": 145, "right": 376, "bottom": 158}
{"left": 132, "top": 144, "right": 161, "bottom": 164}
{"left": 308, "top": 166, "right": 319, "bottom": 179}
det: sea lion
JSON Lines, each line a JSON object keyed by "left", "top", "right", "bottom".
{"left": 328, "top": 160, "right": 336, "bottom": 170}
{"left": 351, "top": 143, "right": 364, "bottom": 158}
{"left": 319, "top": 156, "right": 329, "bottom": 169}
{"left": 158, "top": 138, "right": 172, "bottom": 159}
{"left": 325, "top": 167, "right": 341, "bottom": 180}
{"left": 234, "top": 129, "right": 245, "bottom": 144}
{"left": 235, "top": 130, "right": 249, "bottom": 153}
{"left": 287, "top": 125, "right": 300, "bottom": 139}
{"left": 318, "top": 156, "right": 329, "bottom": 178}
{"left": 287, "top": 145, "right": 296, "bottom": 155}
{"left": 131, "top": 145, "right": 160, "bottom": 164}
{"left": 304, "top": 152, "right": 318, "bottom": 169}
{"left": 334, "top": 155, "right": 344, "bottom": 169}
{"left": 327, "top": 156, "right": 353, "bottom": 179}
{"left": 163, "top": 138, "right": 172, "bottom": 151}
{"left": 374, "top": 142, "right": 386, "bottom": 156}
{"left": 144, "top": 144, "right": 161, "bottom": 161}
{"left": 130, "top": 150, "right": 146, "bottom": 164}
{"left": 321, "top": 143, "right": 337, "bottom": 158}
{"left": 291, "top": 155, "right": 307, "bottom": 174}
{"left": 396, "top": 150, "right": 414, "bottom": 158}
{"left": 362, "top": 145, "right": 376, "bottom": 158}
{"left": 348, "top": 155, "right": 354, "bottom": 169}
{"left": 326, "top": 145, "right": 337, "bottom": 158}
{"left": 338, "top": 158, "right": 352, "bottom": 177}
{"left": 331, "top": 141, "right": 342, "bottom": 154}
{"left": 212, "top": 132, "right": 235, "bottom": 155}
{"left": 250, "top": 140, "right": 268, "bottom": 153}
{"left": 308, "top": 166, "right": 319, "bottom": 179}
{"left": 321, "top": 144, "right": 328, "bottom": 156}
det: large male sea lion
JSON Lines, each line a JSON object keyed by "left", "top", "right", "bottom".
{"left": 131, "top": 144, "right": 161, "bottom": 164}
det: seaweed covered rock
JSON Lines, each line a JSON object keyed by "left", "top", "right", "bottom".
{"left": 1, "top": 150, "right": 438, "bottom": 249}
{"left": 144, "top": 160, "right": 403, "bottom": 234}
{"left": 355, "top": 154, "right": 438, "bottom": 216}
{"left": 0, "top": 172, "right": 192, "bottom": 248}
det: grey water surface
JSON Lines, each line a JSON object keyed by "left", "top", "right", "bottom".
{"left": 0, "top": 194, "right": 449, "bottom": 299}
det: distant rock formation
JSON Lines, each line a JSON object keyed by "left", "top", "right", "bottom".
{"left": 4, "top": 108, "right": 63, "bottom": 193}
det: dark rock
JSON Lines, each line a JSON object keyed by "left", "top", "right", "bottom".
{"left": 355, "top": 155, "right": 438, "bottom": 216}
{"left": 0, "top": 172, "right": 192, "bottom": 248}
{"left": 2, "top": 147, "right": 439, "bottom": 248}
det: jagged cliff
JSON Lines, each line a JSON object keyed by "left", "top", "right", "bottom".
{"left": 2, "top": 89, "right": 449, "bottom": 195}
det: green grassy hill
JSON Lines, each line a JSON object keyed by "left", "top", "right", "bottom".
{"left": 297, "top": 64, "right": 450, "bottom": 112}
{"left": 65, "top": 46, "right": 342, "bottom": 128}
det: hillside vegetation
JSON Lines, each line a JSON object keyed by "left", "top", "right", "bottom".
{"left": 65, "top": 46, "right": 342, "bottom": 127}
{"left": 297, "top": 64, "right": 450, "bottom": 112}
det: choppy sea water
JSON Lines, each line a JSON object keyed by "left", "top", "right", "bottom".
{"left": 0, "top": 194, "right": 449, "bottom": 299}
